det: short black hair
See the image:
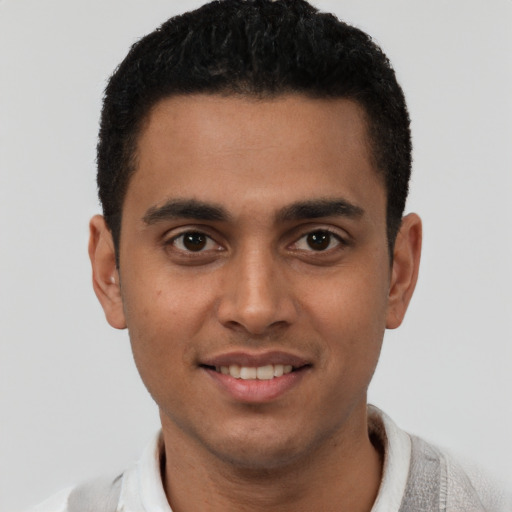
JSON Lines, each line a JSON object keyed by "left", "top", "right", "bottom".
{"left": 97, "top": 0, "right": 411, "bottom": 259}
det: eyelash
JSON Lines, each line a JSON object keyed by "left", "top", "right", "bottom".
{"left": 291, "top": 229, "right": 346, "bottom": 253}
{"left": 166, "top": 231, "right": 222, "bottom": 253}
{"left": 165, "top": 228, "right": 348, "bottom": 256}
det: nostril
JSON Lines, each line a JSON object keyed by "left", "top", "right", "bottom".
{"left": 215, "top": 269, "right": 299, "bottom": 335}
{"left": 221, "top": 318, "right": 291, "bottom": 337}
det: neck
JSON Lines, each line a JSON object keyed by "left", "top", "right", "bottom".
{"left": 160, "top": 404, "right": 383, "bottom": 512}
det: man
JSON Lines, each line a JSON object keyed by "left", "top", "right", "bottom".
{"left": 31, "top": 1, "right": 509, "bottom": 511}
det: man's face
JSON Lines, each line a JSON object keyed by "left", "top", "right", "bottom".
{"left": 97, "top": 94, "right": 408, "bottom": 468}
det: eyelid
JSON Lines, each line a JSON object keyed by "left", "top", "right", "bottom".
{"left": 295, "top": 232, "right": 342, "bottom": 252}
{"left": 174, "top": 233, "right": 216, "bottom": 252}
{"left": 288, "top": 225, "right": 351, "bottom": 249}
{"left": 163, "top": 226, "right": 225, "bottom": 253}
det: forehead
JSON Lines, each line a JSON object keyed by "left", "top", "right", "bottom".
{"left": 126, "top": 94, "right": 385, "bottom": 224}
{"left": 138, "top": 94, "right": 372, "bottom": 167}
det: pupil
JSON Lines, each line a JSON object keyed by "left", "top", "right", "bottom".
{"left": 307, "top": 231, "right": 330, "bottom": 251}
{"left": 183, "top": 232, "right": 206, "bottom": 251}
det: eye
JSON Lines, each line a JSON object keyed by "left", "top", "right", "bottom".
{"left": 294, "top": 230, "right": 342, "bottom": 252}
{"left": 170, "top": 231, "right": 218, "bottom": 252}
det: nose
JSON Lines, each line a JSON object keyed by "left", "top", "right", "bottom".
{"left": 216, "top": 245, "right": 298, "bottom": 336}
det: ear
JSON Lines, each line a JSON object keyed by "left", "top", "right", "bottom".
{"left": 386, "top": 213, "right": 422, "bottom": 329}
{"left": 88, "top": 215, "right": 127, "bottom": 329}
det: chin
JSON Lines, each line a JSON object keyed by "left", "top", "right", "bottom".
{"left": 211, "top": 444, "right": 306, "bottom": 473}
{"left": 199, "top": 422, "right": 322, "bottom": 472}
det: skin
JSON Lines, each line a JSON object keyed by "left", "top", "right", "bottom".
{"left": 89, "top": 94, "right": 421, "bottom": 512}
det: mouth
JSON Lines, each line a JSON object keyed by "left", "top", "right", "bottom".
{"left": 199, "top": 352, "right": 312, "bottom": 403}
{"left": 201, "top": 363, "right": 304, "bottom": 380}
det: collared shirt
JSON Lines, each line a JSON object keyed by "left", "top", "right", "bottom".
{"left": 30, "top": 406, "right": 510, "bottom": 512}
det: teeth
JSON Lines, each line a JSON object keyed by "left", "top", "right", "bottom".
{"left": 229, "top": 364, "right": 241, "bottom": 378}
{"left": 256, "top": 365, "right": 274, "bottom": 380}
{"left": 240, "top": 367, "right": 257, "bottom": 379}
{"left": 273, "top": 364, "right": 284, "bottom": 377}
{"left": 217, "top": 364, "right": 295, "bottom": 380}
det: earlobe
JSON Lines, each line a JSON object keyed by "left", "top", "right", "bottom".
{"left": 386, "top": 213, "right": 422, "bottom": 329}
{"left": 88, "top": 215, "right": 127, "bottom": 329}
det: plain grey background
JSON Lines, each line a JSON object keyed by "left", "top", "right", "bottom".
{"left": 1, "top": 1, "right": 511, "bottom": 510}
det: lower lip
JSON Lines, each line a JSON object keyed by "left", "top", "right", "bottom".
{"left": 204, "top": 367, "right": 308, "bottom": 403}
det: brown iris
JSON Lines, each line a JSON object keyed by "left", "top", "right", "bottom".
{"left": 306, "top": 231, "right": 332, "bottom": 251}
{"left": 182, "top": 232, "right": 207, "bottom": 251}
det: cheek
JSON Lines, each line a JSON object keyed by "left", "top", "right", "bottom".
{"left": 120, "top": 271, "right": 215, "bottom": 377}
{"left": 122, "top": 282, "right": 207, "bottom": 414}
{"left": 123, "top": 266, "right": 212, "bottom": 329}
{"left": 302, "top": 263, "right": 389, "bottom": 367}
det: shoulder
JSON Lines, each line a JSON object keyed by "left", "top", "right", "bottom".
{"left": 25, "top": 475, "right": 123, "bottom": 512}
{"left": 368, "top": 406, "right": 511, "bottom": 512}
{"left": 443, "top": 446, "right": 512, "bottom": 512}
{"left": 25, "top": 487, "right": 72, "bottom": 512}
{"left": 406, "top": 435, "right": 511, "bottom": 512}
{"left": 25, "top": 430, "right": 164, "bottom": 512}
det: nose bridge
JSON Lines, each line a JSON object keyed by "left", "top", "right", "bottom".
{"left": 217, "top": 240, "right": 295, "bottom": 334}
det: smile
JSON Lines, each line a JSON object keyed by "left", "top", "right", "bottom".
{"left": 215, "top": 364, "right": 294, "bottom": 380}
{"left": 200, "top": 352, "right": 311, "bottom": 402}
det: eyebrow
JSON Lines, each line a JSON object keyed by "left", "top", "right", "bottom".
{"left": 276, "top": 199, "right": 364, "bottom": 222}
{"left": 143, "top": 199, "right": 229, "bottom": 224}
{"left": 142, "top": 197, "right": 364, "bottom": 225}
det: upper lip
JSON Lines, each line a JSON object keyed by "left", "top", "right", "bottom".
{"left": 200, "top": 350, "right": 311, "bottom": 369}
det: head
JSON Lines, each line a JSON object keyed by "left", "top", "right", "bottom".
{"left": 97, "top": 0, "right": 411, "bottom": 263}
{"left": 89, "top": 0, "right": 421, "bottom": 475}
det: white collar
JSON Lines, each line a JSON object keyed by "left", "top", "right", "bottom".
{"left": 118, "top": 405, "right": 411, "bottom": 512}
{"left": 368, "top": 405, "right": 412, "bottom": 512}
{"left": 118, "top": 431, "right": 172, "bottom": 512}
